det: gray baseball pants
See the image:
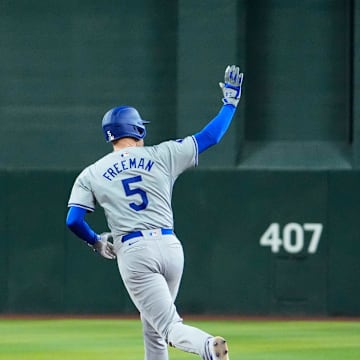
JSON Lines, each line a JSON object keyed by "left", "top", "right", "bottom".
{"left": 115, "top": 229, "right": 211, "bottom": 360}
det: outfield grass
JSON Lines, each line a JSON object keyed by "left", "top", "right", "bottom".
{"left": 0, "top": 318, "right": 359, "bottom": 359}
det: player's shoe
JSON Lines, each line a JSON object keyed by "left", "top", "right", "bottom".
{"left": 207, "top": 336, "right": 230, "bottom": 360}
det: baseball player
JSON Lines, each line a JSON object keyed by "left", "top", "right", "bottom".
{"left": 66, "top": 65, "right": 243, "bottom": 360}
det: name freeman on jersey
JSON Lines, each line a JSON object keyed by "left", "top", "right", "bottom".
{"left": 102, "top": 157, "right": 155, "bottom": 181}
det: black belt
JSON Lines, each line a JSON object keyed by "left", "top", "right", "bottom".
{"left": 121, "top": 228, "right": 173, "bottom": 243}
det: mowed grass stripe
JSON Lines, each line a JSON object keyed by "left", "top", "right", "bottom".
{"left": 0, "top": 318, "right": 359, "bottom": 360}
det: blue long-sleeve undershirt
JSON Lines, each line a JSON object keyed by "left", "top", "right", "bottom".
{"left": 66, "top": 104, "right": 237, "bottom": 243}
{"left": 194, "top": 104, "right": 236, "bottom": 153}
{"left": 66, "top": 206, "right": 99, "bottom": 244}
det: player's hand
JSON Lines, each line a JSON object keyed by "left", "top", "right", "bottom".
{"left": 90, "top": 232, "right": 116, "bottom": 260}
{"left": 219, "top": 65, "right": 243, "bottom": 107}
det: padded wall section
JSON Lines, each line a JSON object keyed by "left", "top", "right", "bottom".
{"left": 4, "top": 171, "right": 67, "bottom": 313}
{"left": 0, "top": 174, "right": 8, "bottom": 310}
{"left": 0, "top": 170, "right": 359, "bottom": 316}
{"left": 327, "top": 171, "right": 360, "bottom": 315}
{"left": 173, "top": 170, "right": 329, "bottom": 315}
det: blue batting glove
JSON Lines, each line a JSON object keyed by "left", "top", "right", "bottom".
{"left": 219, "top": 65, "right": 243, "bottom": 107}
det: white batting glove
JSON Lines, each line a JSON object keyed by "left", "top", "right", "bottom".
{"left": 219, "top": 65, "right": 243, "bottom": 107}
{"left": 89, "top": 232, "right": 116, "bottom": 260}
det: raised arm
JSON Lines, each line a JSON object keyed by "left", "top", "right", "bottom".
{"left": 194, "top": 65, "right": 243, "bottom": 154}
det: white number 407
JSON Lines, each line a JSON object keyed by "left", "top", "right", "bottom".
{"left": 260, "top": 223, "right": 323, "bottom": 254}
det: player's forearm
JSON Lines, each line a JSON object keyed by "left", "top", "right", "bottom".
{"left": 66, "top": 206, "right": 99, "bottom": 244}
{"left": 194, "top": 104, "right": 236, "bottom": 153}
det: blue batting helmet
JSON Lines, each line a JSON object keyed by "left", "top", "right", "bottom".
{"left": 101, "top": 106, "right": 150, "bottom": 142}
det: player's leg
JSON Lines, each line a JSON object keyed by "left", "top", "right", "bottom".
{"left": 116, "top": 237, "right": 208, "bottom": 358}
{"left": 116, "top": 238, "right": 177, "bottom": 360}
{"left": 140, "top": 236, "right": 184, "bottom": 360}
{"left": 141, "top": 314, "right": 168, "bottom": 360}
{"left": 162, "top": 235, "right": 230, "bottom": 360}
{"left": 116, "top": 235, "right": 229, "bottom": 360}
{"left": 140, "top": 233, "right": 201, "bottom": 360}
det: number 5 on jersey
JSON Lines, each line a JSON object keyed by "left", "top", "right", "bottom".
{"left": 122, "top": 175, "right": 149, "bottom": 211}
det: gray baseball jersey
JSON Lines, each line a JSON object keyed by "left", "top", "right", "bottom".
{"left": 68, "top": 135, "right": 216, "bottom": 359}
{"left": 68, "top": 136, "right": 198, "bottom": 236}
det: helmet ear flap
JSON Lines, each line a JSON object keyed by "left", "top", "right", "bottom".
{"left": 135, "top": 125, "right": 146, "bottom": 138}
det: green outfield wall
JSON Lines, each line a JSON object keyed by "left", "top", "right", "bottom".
{"left": 0, "top": 169, "right": 359, "bottom": 316}
{"left": 1, "top": 0, "right": 360, "bottom": 315}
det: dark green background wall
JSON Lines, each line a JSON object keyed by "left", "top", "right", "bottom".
{"left": 0, "top": 169, "right": 359, "bottom": 316}
{"left": 0, "top": 0, "right": 360, "bottom": 316}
